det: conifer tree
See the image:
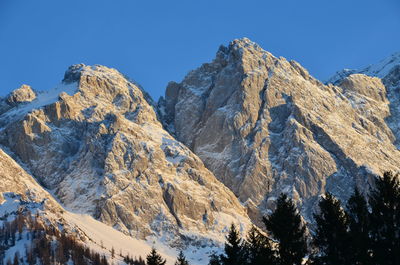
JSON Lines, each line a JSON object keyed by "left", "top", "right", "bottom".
{"left": 346, "top": 187, "right": 372, "bottom": 265}
{"left": 220, "top": 223, "right": 246, "bottom": 265}
{"left": 244, "top": 226, "right": 275, "bottom": 265}
{"left": 263, "top": 193, "right": 307, "bottom": 265}
{"left": 146, "top": 248, "right": 166, "bottom": 265}
{"left": 312, "top": 192, "right": 351, "bottom": 265}
{"left": 175, "top": 251, "right": 189, "bottom": 265}
{"left": 208, "top": 253, "right": 221, "bottom": 265}
{"left": 368, "top": 171, "right": 400, "bottom": 265}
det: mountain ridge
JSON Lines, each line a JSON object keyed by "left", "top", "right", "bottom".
{"left": 0, "top": 38, "right": 399, "bottom": 263}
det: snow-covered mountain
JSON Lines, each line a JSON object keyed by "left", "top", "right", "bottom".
{"left": 0, "top": 64, "right": 251, "bottom": 264}
{"left": 160, "top": 38, "right": 400, "bottom": 221}
{"left": 327, "top": 51, "right": 400, "bottom": 148}
{"left": 0, "top": 38, "right": 399, "bottom": 264}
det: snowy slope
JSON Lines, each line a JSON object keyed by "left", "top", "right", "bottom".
{"left": 0, "top": 146, "right": 219, "bottom": 264}
{"left": 326, "top": 51, "right": 400, "bottom": 84}
{"left": 0, "top": 64, "right": 251, "bottom": 258}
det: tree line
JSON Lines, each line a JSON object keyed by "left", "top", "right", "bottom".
{"left": 130, "top": 171, "right": 400, "bottom": 265}
{"left": 0, "top": 171, "right": 398, "bottom": 264}
{"left": 0, "top": 212, "right": 111, "bottom": 265}
{"left": 208, "top": 171, "right": 400, "bottom": 265}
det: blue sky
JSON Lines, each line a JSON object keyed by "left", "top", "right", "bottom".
{"left": 1, "top": 0, "right": 399, "bottom": 100}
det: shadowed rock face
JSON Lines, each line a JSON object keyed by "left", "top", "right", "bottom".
{"left": 160, "top": 38, "right": 400, "bottom": 220}
{"left": 0, "top": 64, "right": 251, "bottom": 244}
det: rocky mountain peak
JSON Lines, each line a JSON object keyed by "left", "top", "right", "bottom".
{"left": 63, "top": 63, "right": 86, "bottom": 83}
{"left": 6, "top": 84, "right": 36, "bottom": 105}
{"left": 338, "top": 74, "right": 387, "bottom": 102}
{"left": 0, "top": 63, "right": 251, "bottom": 247}
{"left": 160, "top": 39, "right": 400, "bottom": 223}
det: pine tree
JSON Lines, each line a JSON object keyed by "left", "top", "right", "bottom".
{"left": 368, "top": 171, "right": 400, "bottom": 265}
{"left": 175, "top": 251, "right": 189, "bottom": 265}
{"left": 312, "top": 192, "right": 351, "bottom": 265}
{"left": 244, "top": 226, "right": 275, "bottom": 265}
{"left": 146, "top": 248, "right": 166, "bottom": 265}
{"left": 263, "top": 193, "right": 307, "bottom": 265}
{"left": 208, "top": 253, "right": 221, "bottom": 265}
{"left": 346, "top": 187, "right": 372, "bottom": 265}
{"left": 220, "top": 223, "right": 246, "bottom": 265}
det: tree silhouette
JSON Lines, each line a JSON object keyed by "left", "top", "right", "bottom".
{"left": 369, "top": 171, "right": 400, "bottom": 265}
{"left": 312, "top": 192, "right": 351, "bottom": 265}
{"left": 244, "top": 226, "right": 275, "bottom": 265}
{"left": 146, "top": 248, "right": 166, "bottom": 265}
{"left": 220, "top": 223, "right": 246, "bottom": 265}
{"left": 263, "top": 193, "right": 307, "bottom": 265}
{"left": 346, "top": 187, "right": 372, "bottom": 265}
{"left": 175, "top": 251, "right": 189, "bottom": 265}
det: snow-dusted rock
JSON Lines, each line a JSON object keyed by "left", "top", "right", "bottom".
{"left": 327, "top": 51, "right": 400, "bottom": 148}
{"left": 160, "top": 38, "right": 400, "bottom": 220}
{"left": 0, "top": 64, "right": 251, "bottom": 246}
{"left": 6, "top": 84, "right": 36, "bottom": 105}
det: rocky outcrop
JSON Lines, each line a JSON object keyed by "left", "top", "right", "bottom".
{"left": 328, "top": 52, "right": 400, "bottom": 148}
{"left": 7, "top": 84, "right": 36, "bottom": 105}
{"left": 0, "top": 64, "right": 251, "bottom": 245}
{"left": 160, "top": 38, "right": 400, "bottom": 220}
{"left": 0, "top": 148, "right": 62, "bottom": 219}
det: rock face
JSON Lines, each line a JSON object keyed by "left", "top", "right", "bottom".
{"left": 1, "top": 38, "right": 399, "bottom": 253}
{"left": 160, "top": 38, "right": 400, "bottom": 219}
{"left": 0, "top": 148, "right": 61, "bottom": 216}
{"left": 0, "top": 64, "right": 250, "bottom": 245}
{"left": 7, "top": 84, "right": 36, "bottom": 105}
{"left": 327, "top": 52, "right": 400, "bottom": 148}
{"left": 0, "top": 85, "right": 37, "bottom": 115}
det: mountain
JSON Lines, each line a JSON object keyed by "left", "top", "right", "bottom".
{"left": 160, "top": 38, "right": 400, "bottom": 221}
{"left": 327, "top": 51, "right": 400, "bottom": 147}
{"left": 0, "top": 64, "right": 251, "bottom": 259}
{"left": 0, "top": 146, "right": 190, "bottom": 264}
{"left": 1, "top": 38, "right": 399, "bottom": 264}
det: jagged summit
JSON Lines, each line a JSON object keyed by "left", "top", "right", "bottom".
{"left": 160, "top": 39, "right": 400, "bottom": 223}
{"left": 1, "top": 39, "right": 400, "bottom": 264}
{"left": 0, "top": 62, "right": 251, "bottom": 250}
{"left": 7, "top": 84, "right": 37, "bottom": 105}
{"left": 0, "top": 84, "right": 38, "bottom": 116}
{"left": 327, "top": 51, "right": 400, "bottom": 84}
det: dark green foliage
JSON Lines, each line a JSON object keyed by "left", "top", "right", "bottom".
{"left": 244, "top": 226, "right": 275, "bottom": 265}
{"left": 312, "top": 192, "right": 351, "bottom": 265}
{"left": 220, "top": 223, "right": 247, "bottom": 265}
{"left": 175, "top": 251, "right": 189, "bottom": 265}
{"left": 209, "top": 171, "right": 400, "bottom": 265}
{"left": 146, "top": 248, "right": 166, "bottom": 265}
{"left": 208, "top": 253, "right": 221, "bottom": 265}
{"left": 124, "top": 254, "right": 146, "bottom": 265}
{"left": 263, "top": 193, "right": 307, "bottom": 265}
{"left": 346, "top": 188, "right": 372, "bottom": 265}
{"left": 368, "top": 171, "right": 400, "bottom": 265}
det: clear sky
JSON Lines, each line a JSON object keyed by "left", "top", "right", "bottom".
{"left": 1, "top": 0, "right": 399, "bottom": 100}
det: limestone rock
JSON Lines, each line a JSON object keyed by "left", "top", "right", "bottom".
{"left": 0, "top": 64, "right": 251, "bottom": 246}
{"left": 7, "top": 84, "right": 36, "bottom": 105}
{"left": 160, "top": 38, "right": 400, "bottom": 220}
